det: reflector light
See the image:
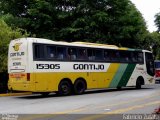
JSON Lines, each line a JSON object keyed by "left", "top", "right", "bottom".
{"left": 27, "top": 73, "right": 30, "bottom": 81}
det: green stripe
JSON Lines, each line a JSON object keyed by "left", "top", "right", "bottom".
{"left": 109, "top": 64, "right": 128, "bottom": 88}
{"left": 117, "top": 64, "right": 136, "bottom": 87}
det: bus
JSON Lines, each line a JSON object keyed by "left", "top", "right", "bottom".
{"left": 154, "top": 60, "right": 160, "bottom": 84}
{"left": 8, "top": 37, "right": 155, "bottom": 96}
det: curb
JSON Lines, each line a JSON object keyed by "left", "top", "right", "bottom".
{"left": 0, "top": 92, "right": 32, "bottom": 97}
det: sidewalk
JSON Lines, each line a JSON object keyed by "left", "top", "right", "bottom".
{"left": 0, "top": 92, "right": 32, "bottom": 97}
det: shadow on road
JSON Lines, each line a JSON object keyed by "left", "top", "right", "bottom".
{"left": 16, "top": 86, "right": 154, "bottom": 99}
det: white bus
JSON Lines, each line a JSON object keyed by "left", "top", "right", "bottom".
{"left": 8, "top": 38, "right": 155, "bottom": 96}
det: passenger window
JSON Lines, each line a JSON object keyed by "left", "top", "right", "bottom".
{"left": 57, "top": 47, "right": 66, "bottom": 60}
{"left": 131, "top": 52, "right": 138, "bottom": 62}
{"left": 34, "top": 44, "right": 45, "bottom": 59}
{"left": 68, "top": 48, "right": 77, "bottom": 60}
{"left": 87, "top": 49, "right": 95, "bottom": 60}
{"left": 110, "top": 51, "right": 119, "bottom": 62}
{"left": 46, "top": 46, "right": 56, "bottom": 59}
{"left": 95, "top": 49, "right": 103, "bottom": 60}
{"left": 104, "top": 50, "right": 110, "bottom": 61}
{"left": 119, "top": 51, "right": 131, "bottom": 63}
{"left": 137, "top": 52, "right": 144, "bottom": 63}
{"left": 77, "top": 48, "right": 87, "bottom": 60}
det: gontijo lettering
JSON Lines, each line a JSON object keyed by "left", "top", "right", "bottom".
{"left": 73, "top": 64, "right": 104, "bottom": 70}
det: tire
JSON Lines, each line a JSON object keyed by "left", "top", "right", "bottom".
{"left": 136, "top": 79, "right": 142, "bottom": 89}
{"left": 74, "top": 80, "right": 86, "bottom": 95}
{"left": 58, "top": 80, "right": 72, "bottom": 96}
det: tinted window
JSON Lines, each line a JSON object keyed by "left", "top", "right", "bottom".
{"left": 119, "top": 51, "right": 131, "bottom": 63}
{"left": 68, "top": 48, "right": 77, "bottom": 60}
{"left": 155, "top": 61, "right": 160, "bottom": 68}
{"left": 77, "top": 48, "right": 87, "bottom": 60}
{"left": 87, "top": 49, "right": 95, "bottom": 60}
{"left": 109, "top": 50, "right": 120, "bottom": 62}
{"left": 46, "top": 46, "right": 56, "bottom": 59}
{"left": 145, "top": 52, "right": 154, "bottom": 76}
{"left": 57, "top": 47, "right": 66, "bottom": 60}
{"left": 137, "top": 52, "right": 144, "bottom": 63}
{"left": 95, "top": 49, "right": 103, "bottom": 60}
{"left": 104, "top": 50, "right": 110, "bottom": 61}
{"left": 34, "top": 44, "right": 45, "bottom": 59}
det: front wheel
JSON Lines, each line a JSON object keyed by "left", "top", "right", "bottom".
{"left": 136, "top": 79, "right": 142, "bottom": 89}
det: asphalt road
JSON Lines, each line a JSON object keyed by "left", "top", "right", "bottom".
{"left": 0, "top": 84, "right": 160, "bottom": 120}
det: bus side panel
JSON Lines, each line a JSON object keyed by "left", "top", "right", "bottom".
{"left": 8, "top": 73, "right": 35, "bottom": 91}
{"left": 117, "top": 63, "right": 136, "bottom": 87}
{"left": 109, "top": 64, "right": 128, "bottom": 88}
{"left": 34, "top": 72, "right": 90, "bottom": 92}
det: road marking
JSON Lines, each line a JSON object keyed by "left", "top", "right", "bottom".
{"left": 106, "top": 101, "right": 160, "bottom": 114}
{"left": 20, "top": 108, "right": 87, "bottom": 120}
{"left": 51, "top": 92, "right": 160, "bottom": 114}
{"left": 20, "top": 114, "right": 57, "bottom": 120}
{"left": 104, "top": 108, "right": 111, "bottom": 111}
{"left": 96, "top": 92, "right": 160, "bottom": 109}
{"left": 23, "top": 93, "right": 160, "bottom": 120}
{"left": 78, "top": 100, "right": 160, "bottom": 120}
{"left": 53, "top": 108, "right": 87, "bottom": 114}
{"left": 19, "top": 92, "right": 160, "bottom": 120}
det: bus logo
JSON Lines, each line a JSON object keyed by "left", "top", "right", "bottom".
{"left": 13, "top": 43, "right": 22, "bottom": 51}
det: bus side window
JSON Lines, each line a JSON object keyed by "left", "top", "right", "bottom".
{"left": 34, "top": 44, "right": 45, "bottom": 59}
{"left": 119, "top": 51, "right": 131, "bottom": 63}
{"left": 57, "top": 46, "right": 66, "bottom": 60}
{"left": 137, "top": 52, "right": 144, "bottom": 63}
{"left": 131, "top": 52, "right": 138, "bottom": 62}
{"left": 95, "top": 49, "right": 103, "bottom": 60}
{"left": 110, "top": 51, "right": 119, "bottom": 62}
{"left": 104, "top": 50, "right": 110, "bottom": 61}
{"left": 46, "top": 46, "right": 56, "bottom": 59}
{"left": 68, "top": 48, "right": 77, "bottom": 60}
{"left": 87, "top": 49, "right": 95, "bottom": 60}
{"left": 77, "top": 48, "right": 87, "bottom": 60}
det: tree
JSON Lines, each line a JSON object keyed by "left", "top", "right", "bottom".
{"left": 0, "top": 19, "right": 28, "bottom": 72}
{"left": 0, "top": 0, "right": 147, "bottom": 48}
{"left": 155, "top": 12, "right": 160, "bottom": 32}
{"left": 144, "top": 32, "right": 160, "bottom": 59}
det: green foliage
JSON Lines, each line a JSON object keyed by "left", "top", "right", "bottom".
{"left": 0, "top": 19, "right": 28, "bottom": 72}
{"left": 155, "top": 12, "right": 160, "bottom": 32}
{"left": 0, "top": 0, "right": 148, "bottom": 48}
{"left": 153, "top": 12, "right": 160, "bottom": 59}
{"left": 143, "top": 32, "right": 160, "bottom": 59}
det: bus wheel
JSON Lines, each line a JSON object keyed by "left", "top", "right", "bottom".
{"left": 136, "top": 78, "right": 143, "bottom": 89}
{"left": 58, "top": 80, "right": 72, "bottom": 96}
{"left": 74, "top": 79, "right": 86, "bottom": 95}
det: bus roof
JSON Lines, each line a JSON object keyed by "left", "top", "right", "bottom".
{"left": 11, "top": 37, "right": 149, "bottom": 52}
{"left": 72, "top": 42, "right": 118, "bottom": 48}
